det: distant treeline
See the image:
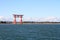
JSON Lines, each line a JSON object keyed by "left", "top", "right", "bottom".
{"left": 0, "top": 21, "right": 12, "bottom": 24}
{"left": 0, "top": 21, "right": 60, "bottom": 24}
{"left": 0, "top": 21, "right": 7, "bottom": 23}
{"left": 23, "top": 21, "right": 60, "bottom": 24}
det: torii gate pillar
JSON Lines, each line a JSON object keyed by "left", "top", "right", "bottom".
{"left": 13, "top": 14, "right": 23, "bottom": 24}
{"left": 19, "top": 15, "right": 23, "bottom": 24}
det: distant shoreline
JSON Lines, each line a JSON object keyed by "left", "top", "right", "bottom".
{"left": 0, "top": 21, "right": 60, "bottom": 24}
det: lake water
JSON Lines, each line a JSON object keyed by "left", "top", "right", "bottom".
{"left": 0, "top": 24, "right": 60, "bottom": 40}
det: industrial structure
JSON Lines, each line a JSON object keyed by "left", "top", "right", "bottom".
{"left": 13, "top": 14, "right": 23, "bottom": 24}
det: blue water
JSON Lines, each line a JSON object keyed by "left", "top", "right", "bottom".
{"left": 0, "top": 24, "right": 60, "bottom": 40}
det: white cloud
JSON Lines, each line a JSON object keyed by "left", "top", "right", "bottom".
{"left": 23, "top": 17, "right": 33, "bottom": 21}
{"left": 0, "top": 16, "right": 4, "bottom": 21}
{"left": 0, "top": 16, "right": 10, "bottom": 21}
{"left": 23, "top": 16, "right": 60, "bottom": 22}
{"left": 39, "top": 16, "right": 60, "bottom": 22}
{"left": 0, "top": 16, "right": 4, "bottom": 19}
{"left": 0, "top": 16, "right": 60, "bottom": 22}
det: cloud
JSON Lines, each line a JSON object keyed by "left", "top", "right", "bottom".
{"left": 38, "top": 16, "right": 60, "bottom": 22}
{"left": 0, "top": 16, "right": 4, "bottom": 19}
{"left": 23, "top": 16, "right": 60, "bottom": 22}
{"left": 23, "top": 17, "right": 33, "bottom": 21}
{"left": 0, "top": 16, "right": 4, "bottom": 21}
{"left": 0, "top": 16, "right": 10, "bottom": 21}
{"left": 0, "top": 16, "right": 60, "bottom": 22}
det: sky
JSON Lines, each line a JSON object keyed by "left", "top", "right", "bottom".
{"left": 0, "top": 0, "right": 60, "bottom": 21}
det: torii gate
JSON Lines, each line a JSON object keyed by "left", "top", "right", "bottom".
{"left": 13, "top": 14, "right": 23, "bottom": 24}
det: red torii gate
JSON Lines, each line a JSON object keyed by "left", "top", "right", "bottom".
{"left": 13, "top": 14, "right": 23, "bottom": 24}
